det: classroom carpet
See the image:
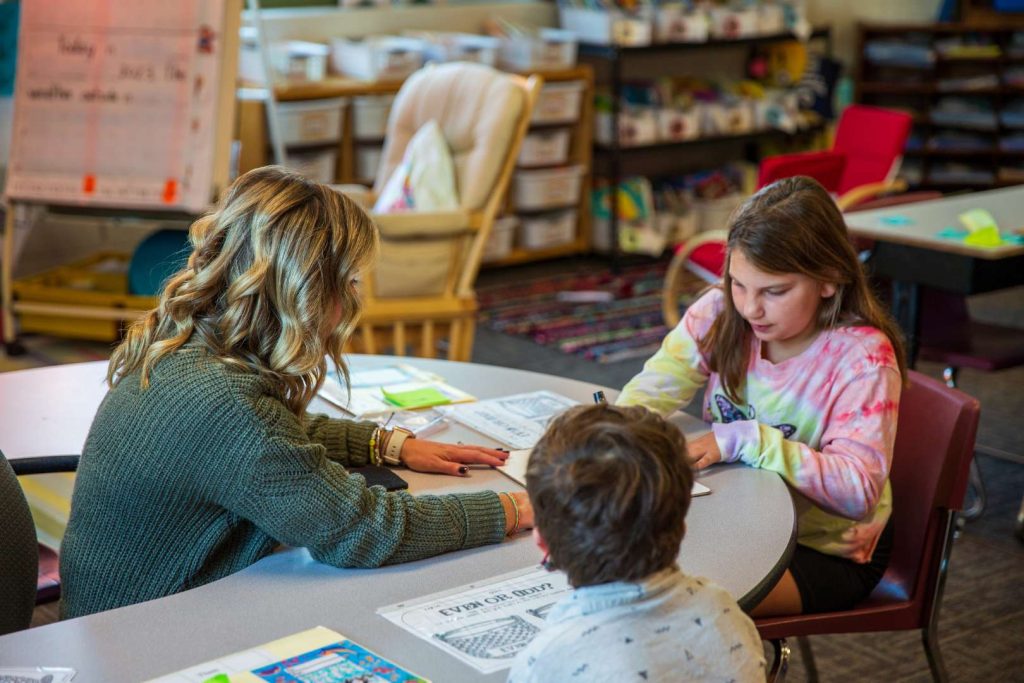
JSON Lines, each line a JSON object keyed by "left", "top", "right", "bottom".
{"left": 476, "top": 258, "right": 671, "bottom": 364}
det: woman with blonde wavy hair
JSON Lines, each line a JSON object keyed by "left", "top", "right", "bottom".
{"left": 60, "top": 166, "right": 532, "bottom": 619}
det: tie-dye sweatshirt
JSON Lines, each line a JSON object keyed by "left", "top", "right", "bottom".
{"left": 618, "top": 288, "right": 900, "bottom": 563}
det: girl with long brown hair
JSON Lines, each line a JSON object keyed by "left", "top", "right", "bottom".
{"left": 60, "top": 166, "right": 532, "bottom": 619}
{"left": 619, "top": 176, "right": 906, "bottom": 616}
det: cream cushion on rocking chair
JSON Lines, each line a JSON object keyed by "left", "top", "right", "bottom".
{"left": 370, "top": 62, "right": 524, "bottom": 298}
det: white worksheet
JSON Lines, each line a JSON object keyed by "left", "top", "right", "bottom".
{"left": 498, "top": 448, "right": 711, "bottom": 496}
{"left": 440, "top": 390, "right": 580, "bottom": 449}
{"left": 378, "top": 565, "right": 572, "bottom": 674}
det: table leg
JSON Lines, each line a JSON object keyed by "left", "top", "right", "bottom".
{"left": 891, "top": 280, "right": 920, "bottom": 368}
{"left": 2, "top": 204, "right": 18, "bottom": 352}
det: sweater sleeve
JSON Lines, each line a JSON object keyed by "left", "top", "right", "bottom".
{"left": 616, "top": 291, "right": 716, "bottom": 416}
{"left": 712, "top": 367, "right": 900, "bottom": 520}
{"left": 301, "top": 412, "right": 376, "bottom": 467}
{"left": 231, "top": 399, "right": 506, "bottom": 567}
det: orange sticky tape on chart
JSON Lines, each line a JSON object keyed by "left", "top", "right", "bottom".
{"left": 162, "top": 180, "right": 177, "bottom": 204}
{"left": 82, "top": 175, "right": 96, "bottom": 194}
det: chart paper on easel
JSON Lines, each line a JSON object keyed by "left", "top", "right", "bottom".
{"left": 5, "top": 0, "right": 230, "bottom": 212}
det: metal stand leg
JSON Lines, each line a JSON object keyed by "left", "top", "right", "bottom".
{"left": 921, "top": 511, "right": 957, "bottom": 683}
{"left": 767, "top": 638, "right": 790, "bottom": 683}
{"left": 962, "top": 458, "right": 987, "bottom": 521}
{"left": 944, "top": 368, "right": 987, "bottom": 521}
{"left": 796, "top": 636, "right": 819, "bottom": 682}
{"left": 922, "top": 626, "right": 950, "bottom": 683}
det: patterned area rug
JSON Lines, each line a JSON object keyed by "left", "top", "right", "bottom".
{"left": 477, "top": 261, "right": 670, "bottom": 364}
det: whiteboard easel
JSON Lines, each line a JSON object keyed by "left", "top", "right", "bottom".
{"left": 1, "top": 0, "right": 240, "bottom": 352}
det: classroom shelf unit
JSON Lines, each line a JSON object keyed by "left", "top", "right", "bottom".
{"left": 856, "top": 22, "right": 1024, "bottom": 191}
{"left": 234, "top": 65, "right": 595, "bottom": 268}
{"left": 577, "top": 27, "right": 831, "bottom": 262}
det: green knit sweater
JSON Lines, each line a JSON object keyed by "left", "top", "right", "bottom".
{"left": 60, "top": 347, "right": 506, "bottom": 619}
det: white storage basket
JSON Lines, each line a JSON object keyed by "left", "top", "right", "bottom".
{"left": 520, "top": 210, "right": 577, "bottom": 250}
{"left": 284, "top": 148, "right": 337, "bottom": 184}
{"left": 352, "top": 95, "right": 394, "bottom": 140}
{"left": 512, "top": 165, "right": 585, "bottom": 211}
{"left": 277, "top": 98, "right": 346, "bottom": 147}
{"left": 517, "top": 129, "right": 572, "bottom": 167}
{"left": 482, "top": 215, "right": 519, "bottom": 262}
{"left": 331, "top": 37, "right": 425, "bottom": 81}
{"left": 531, "top": 81, "right": 586, "bottom": 125}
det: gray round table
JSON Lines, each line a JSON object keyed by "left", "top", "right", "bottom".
{"left": 0, "top": 356, "right": 795, "bottom": 682}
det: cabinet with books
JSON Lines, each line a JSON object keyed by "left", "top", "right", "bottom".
{"left": 856, "top": 23, "right": 1024, "bottom": 190}
{"left": 576, "top": 24, "right": 832, "bottom": 260}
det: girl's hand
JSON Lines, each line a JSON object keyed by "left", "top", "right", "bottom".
{"left": 688, "top": 432, "right": 722, "bottom": 470}
{"left": 399, "top": 438, "right": 509, "bottom": 477}
{"left": 500, "top": 491, "right": 535, "bottom": 535}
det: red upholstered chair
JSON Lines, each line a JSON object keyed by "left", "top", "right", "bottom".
{"left": 661, "top": 230, "right": 727, "bottom": 328}
{"left": 758, "top": 104, "right": 914, "bottom": 211}
{"left": 757, "top": 371, "right": 980, "bottom": 683}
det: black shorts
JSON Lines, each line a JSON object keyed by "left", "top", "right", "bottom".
{"left": 789, "top": 517, "right": 894, "bottom": 614}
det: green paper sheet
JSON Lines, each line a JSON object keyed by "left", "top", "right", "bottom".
{"left": 381, "top": 387, "right": 452, "bottom": 409}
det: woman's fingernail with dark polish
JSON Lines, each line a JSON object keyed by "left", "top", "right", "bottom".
{"left": 459, "top": 466, "right": 468, "bottom": 474}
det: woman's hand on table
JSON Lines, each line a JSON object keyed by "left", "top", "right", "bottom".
{"left": 399, "top": 439, "right": 509, "bottom": 477}
{"left": 688, "top": 431, "right": 722, "bottom": 470}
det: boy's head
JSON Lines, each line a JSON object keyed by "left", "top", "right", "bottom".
{"left": 525, "top": 404, "right": 693, "bottom": 587}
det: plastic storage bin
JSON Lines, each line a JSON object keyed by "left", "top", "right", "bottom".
{"left": 12, "top": 252, "right": 156, "bottom": 341}
{"left": 518, "top": 128, "right": 572, "bottom": 167}
{"left": 355, "top": 145, "right": 383, "bottom": 182}
{"left": 559, "top": 7, "right": 653, "bottom": 46}
{"left": 331, "top": 36, "right": 425, "bottom": 81}
{"left": 657, "top": 107, "right": 701, "bottom": 141}
{"left": 285, "top": 148, "right": 338, "bottom": 184}
{"left": 482, "top": 215, "right": 519, "bottom": 262}
{"left": 531, "top": 81, "right": 585, "bottom": 124}
{"left": 499, "top": 28, "right": 578, "bottom": 71}
{"left": 596, "top": 107, "right": 658, "bottom": 146}
{"left": 513, "top": 165, "right": 585, "bottom": 211}
{"left": 520, "top": 210, "right": 577, "bottom": 250}
{"left": 278, "top": 98, "right": 346, "bottom": 146}
{"left": 655, "top": 7, "right": 710, "bottom": 43}
{"left": 352, "top": 95, "right": 395, "bottom": 140}
{"left": 409, "top": 32, "right": 500, "bottom": 67}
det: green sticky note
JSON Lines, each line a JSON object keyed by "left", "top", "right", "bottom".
{"left": 959, "top": 208, "right": 998, "bottom": 233}
{"left": 202, "top": 675, "right": 231, "bottom": 683}
{"left": 381, "top": 387, "right": 451, "bottom": 408}
{"left": 963, "top": 225, "right": 1002, "bottom": 247}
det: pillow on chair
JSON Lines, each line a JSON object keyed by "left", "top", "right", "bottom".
{"left": 373, "top": 120, "right": 459, "bottom": 214}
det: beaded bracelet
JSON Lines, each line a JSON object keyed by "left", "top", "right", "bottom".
{"left": 503, "top": 492, "right": 521, "bottom": 537}
{"left": 368, "top": 427, "right": 383, "bottom": 467}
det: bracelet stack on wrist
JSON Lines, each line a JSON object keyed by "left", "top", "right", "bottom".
{"left": 369, "top": 426, "right": 415, "bottom": 467}
{"left": 368, "top": 427, "right": 383, "bottom": 467}
{"left": 503, "top": 492, "right": 521, "bottom": 536}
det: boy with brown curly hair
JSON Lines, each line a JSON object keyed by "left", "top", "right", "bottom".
{"left": 508, "top": 404, "right": 765, "bottom": 682}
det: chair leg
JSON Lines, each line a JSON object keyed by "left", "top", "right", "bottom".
{"left": 796, "top": 636, "right": 819, "bottom": 682}
{"left": 766, "top": 638, "right": 790, "bottom": 683}
{"left": 962, "top": 457, "right": 987, "bottom": 520}
{"left": 1015, "top": 495, "right": 1024, "bottom": 544}
{"left": 922, "top": 626, "right": 950, "bottom": 683}
{"left": 921, "top": 510, "right": 957, "bottom": 683}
